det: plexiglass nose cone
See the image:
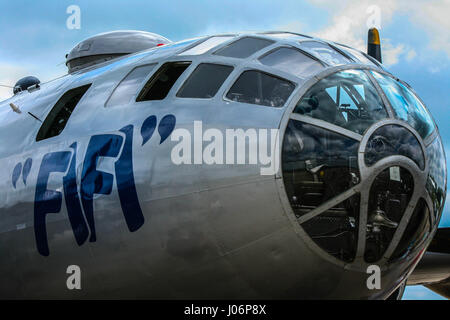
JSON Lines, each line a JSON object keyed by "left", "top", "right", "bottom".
{"left": 280, "top": 68, "right": 446, "bottom": 276}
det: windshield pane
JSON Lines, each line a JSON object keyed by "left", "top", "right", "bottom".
{"left": 180, "top": 36, "right": 234, "bottom": 55}
{"left": 282, "top": 120, "right": 360, "bottom": 262}
{"left": 335, "top": 44, "right": 378, "bottom": 66}
{"left": 226, "top": 70, "right": 295, "bottom": 107}
{"left": 214, "top": 37, "right": 274, "bottom": 58}
{"left": 107, "top": 64, "right": 155, "bottom": 107}
{"left": 177, "top": 63, "right": 233, "bottom": 98}
{"left": 294, "top": 69, "right": 388, "bottom": 134}
{"left": 371, "top": 71, "right": 435, "bottom": 139}
{"left": 137, "top": 62, "right": 191, "bottom": 101}
{"left": 365, "top": 125, "right": 425, "bottom": 170}
{"left": 299, "top": 41, "right": 351, "bottom": 65}
{"left": 259, "top": 47, "right": 324, "bottom": 78}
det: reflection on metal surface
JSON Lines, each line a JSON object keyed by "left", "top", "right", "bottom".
{"left": 365, "top": 167, "right": 414, "bottom": 263}
{"left": 65, "top": 31, "right": 171, "bottom": 73}
{"left": 365, "top": 124, "right": 425, "bottom": 170}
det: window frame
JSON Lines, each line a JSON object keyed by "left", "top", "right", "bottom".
{"left": 36, "top": 83, "right": 92, "bottom": 142}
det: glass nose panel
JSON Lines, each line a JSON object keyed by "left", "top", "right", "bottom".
{"left": 371, "top": 71, "right": 435, "bottom": 139}
{"left": 282, "top": 120, "right": 361, "bottom": 262}
{"left": 365, "top": 125, "right": 425, "bottom": 170}
{"left": 282, "top": 120, "right": 360, "bottom": 219}
{"left": 283, "top": 68, "right": 446, "bottom": 267}
{"left": 389, "top": 198, "right": 430, "bottom": 262}
{"left": 426, "top": 138, "right": 447, "bottom": 218}
{"left": 293, "top": 70, "right": 388, "bottom": 135}
{"left": 302, "top": 194, "right": 360, "bottom": 262}
{"left": 364, "top": 166, "right": 414, "bottom": 263}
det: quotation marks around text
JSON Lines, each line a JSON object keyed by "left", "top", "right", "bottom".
{"left": 12, "top": 158, "right": 32, "bottom": 189}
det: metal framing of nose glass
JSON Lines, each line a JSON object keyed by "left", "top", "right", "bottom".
{"left": 276, "top": 63, "right": 439, "bottom": 272}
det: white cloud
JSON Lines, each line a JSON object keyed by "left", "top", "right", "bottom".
{"left": 290, "top": 0, "right": 450, "bottom": 66}
{"left": 406, "top": 49, "right": 417, "bottom": 62}
{"left": 307, "top": 0, "right": 409, "bottom": 66}
{"left": 383, "top": 42, "right": 406, "bottom": 67}
{"left": 307, "top": 0, "right": 398, "bottom": 48}
{"left": 410, "top": 0, "right": 450, "bottom": 57}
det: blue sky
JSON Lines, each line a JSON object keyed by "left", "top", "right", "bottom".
{"left": 0, "top": 0, "right": 448, "bottom": 299}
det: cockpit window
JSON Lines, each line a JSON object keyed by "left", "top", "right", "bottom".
{"left": 180, "top": 36, "right": 234, "bottom": 55}
{"left": 36, "top": 84, "right": 91, "bottom": 141}
{"left": 106, "top": 64, "right": 156, "bottom": 107}
{"left": 371, "top": 71, "right": 435, "bottom": 139}
{"left": 259, "top": 47, "right": 324, "bottom": 78}
{"left": 294, "top": 69, "right": 388, "bottom": 134}
{"left": 335, "top": 44, "right": 378, "bottom": 66}
{"left": 226, "top": 70, "right": 295, "bottom": 107}
{"left": 177, "top": 63, "right": 233, "bottom": 98}
{"left": 299, "top": 41, "right": 351, "bottom": 65}
{"left": 214, "top": 37, "right": 274, "bottom": 59}
{"left": 137, "top": 61, "right": 191, "bottom": 101}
